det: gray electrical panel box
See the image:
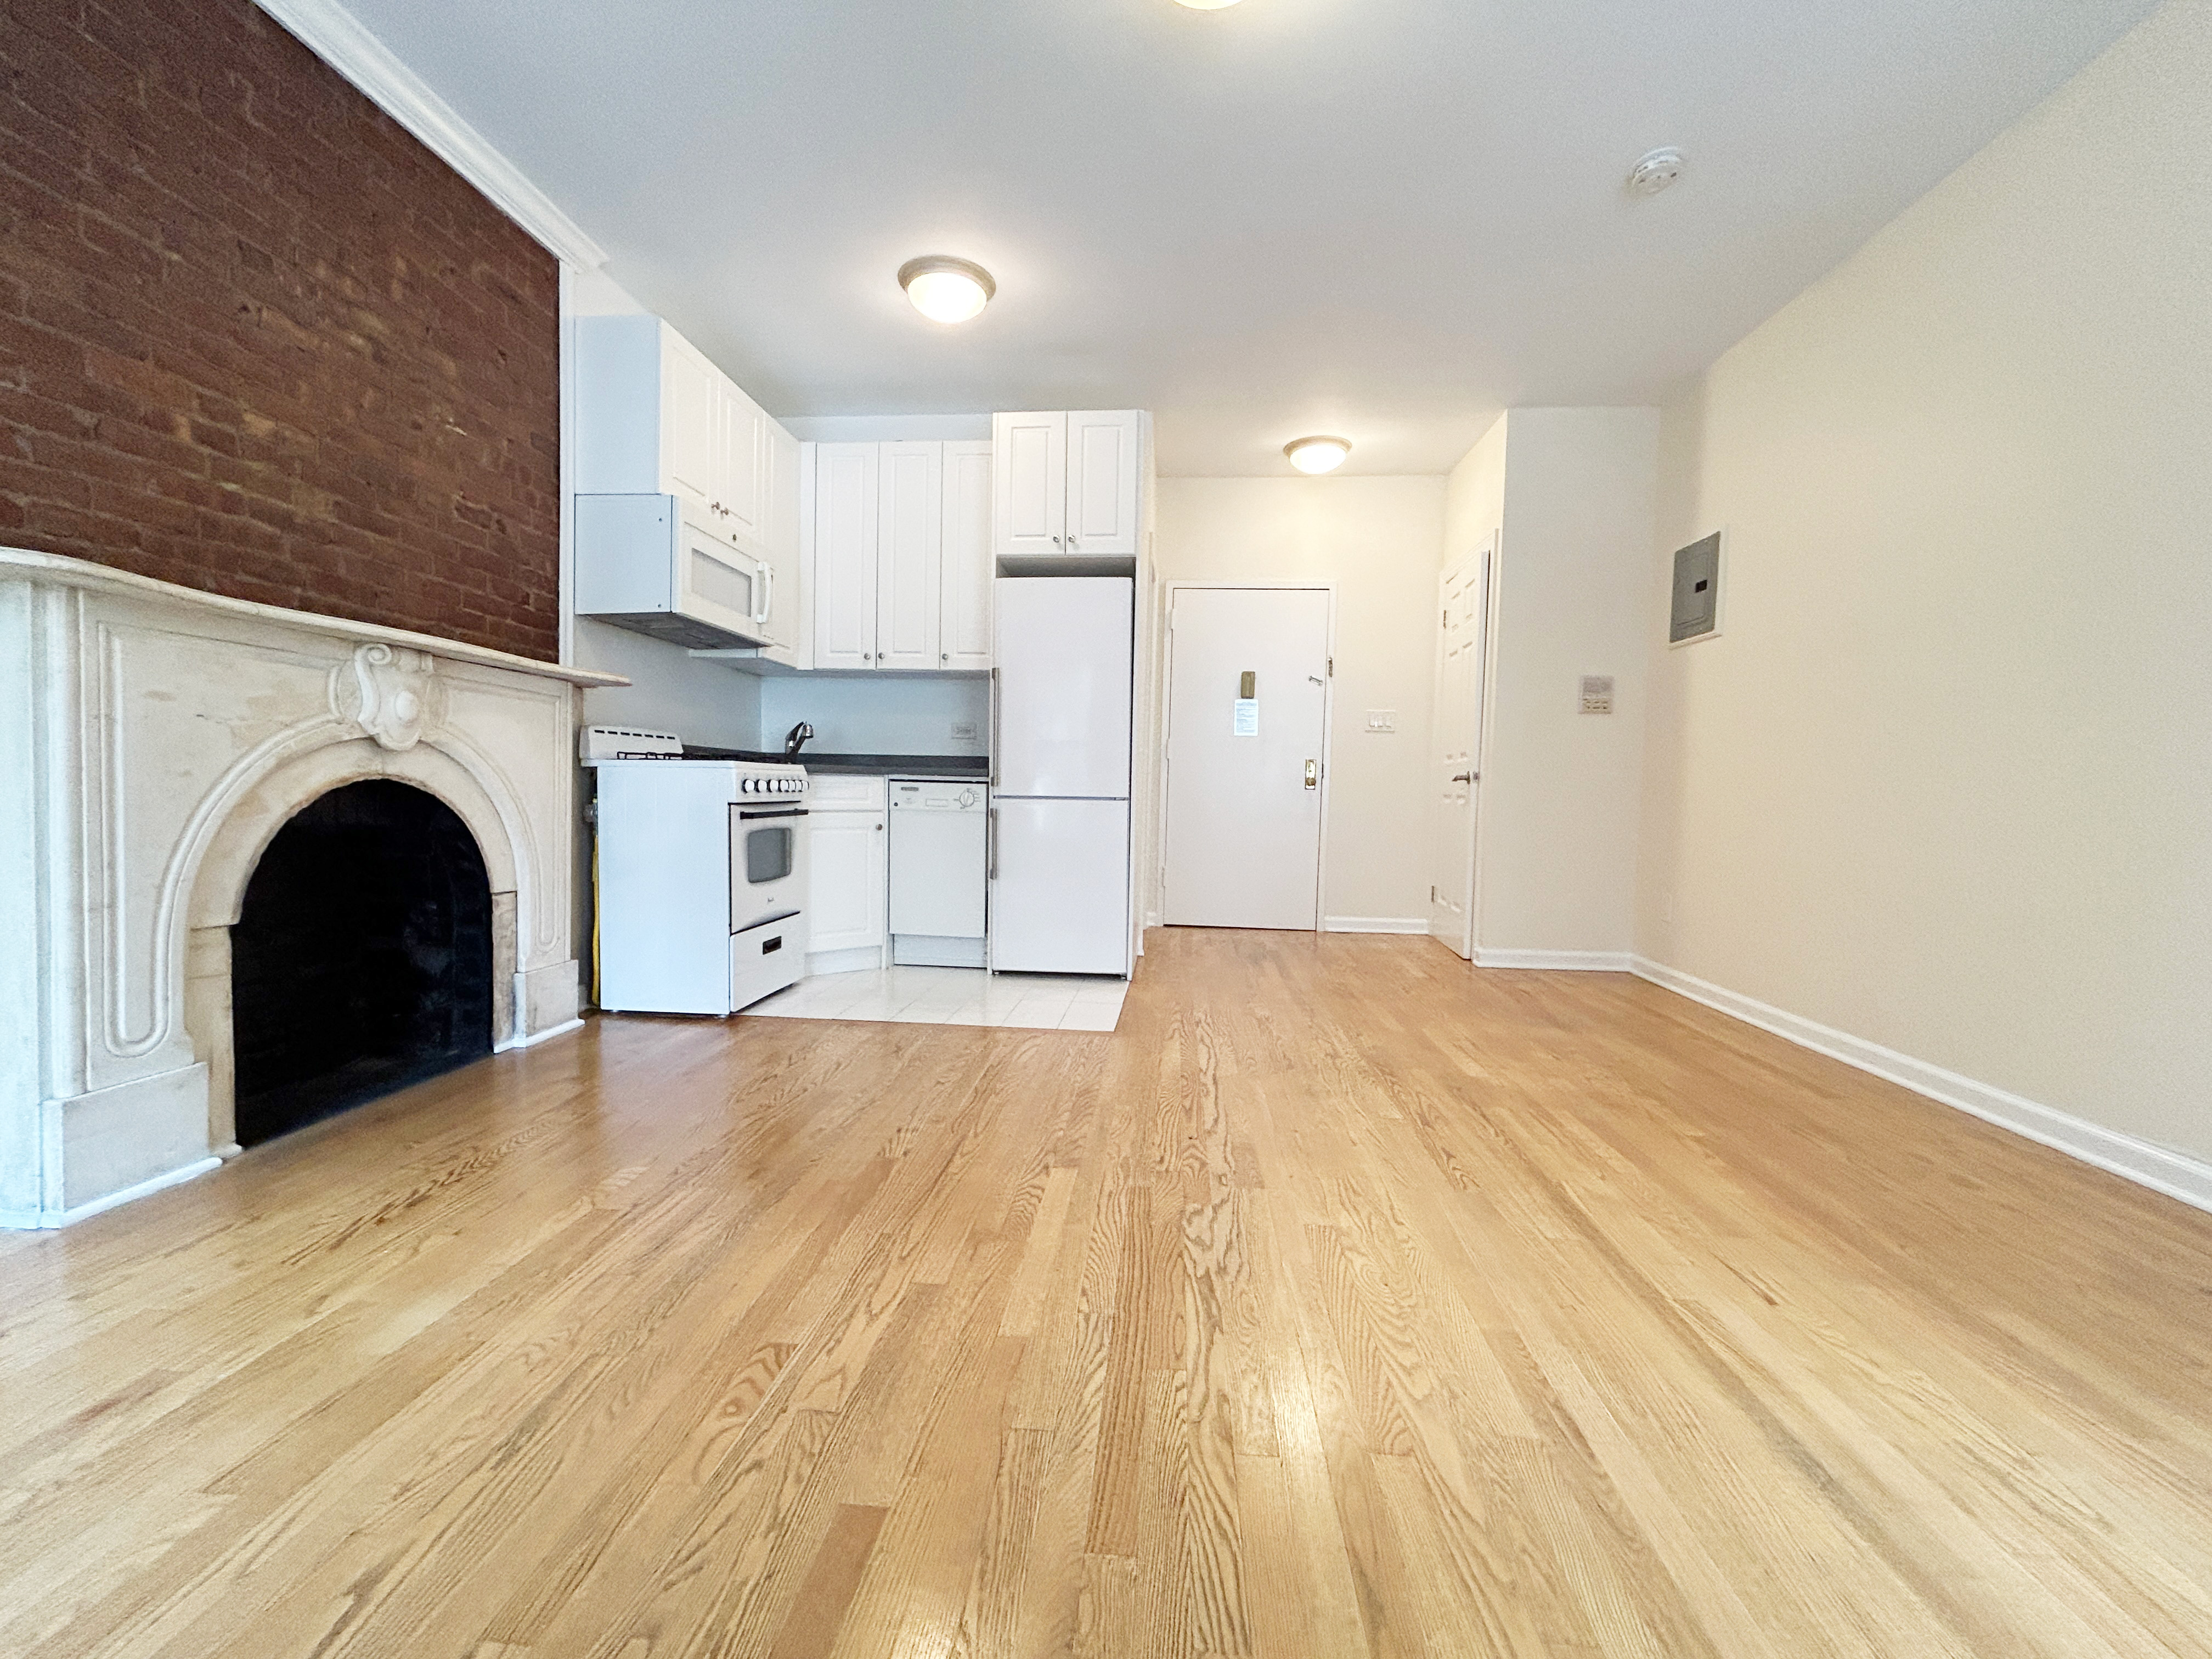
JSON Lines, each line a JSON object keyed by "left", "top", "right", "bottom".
{"left": 1670, "top": 532, "right": 1722, "bottom": 644}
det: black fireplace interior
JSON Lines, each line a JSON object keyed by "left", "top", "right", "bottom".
{"left": 231, "top": 780, "right": 494, "bottom": 1147}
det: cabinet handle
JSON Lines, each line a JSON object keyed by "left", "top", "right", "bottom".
{"left": 1068, "top": 534, "right": 1079, "bottom": 548}
{"left": 1051, "top": 534, "right": 1062, "bottom": 548}
{"left": 939, "top": 652, "right": 947, "bottom": 664}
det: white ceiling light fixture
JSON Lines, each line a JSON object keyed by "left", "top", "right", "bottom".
{"left": 1284, "top": 436, "right": 1351, "bottom": 475}
{"left": 1627, "top": 147, "right": 1685, "bottom": 196}
{"left": 898, "top": 255, "right": 996, "bottom": 323}
{"left": 1172, "top": 0, "right": 1246, "bottom": 9}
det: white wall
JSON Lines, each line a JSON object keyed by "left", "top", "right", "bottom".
{"left": 1468, "top": 409, "right": 1659, "bottom": 960}
{"left": 1638, "top": 0, "right": 2212, "bottom": 1165}
{"left": 1151, "top": 476, "right": 1446, "bottom": 928}
{"left": 758, "top": 675, "right": 989, "bottom": 758}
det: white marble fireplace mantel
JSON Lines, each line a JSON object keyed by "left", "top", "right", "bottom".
{"left": 1, "top": 549, "right": 627, "bottom": 1228}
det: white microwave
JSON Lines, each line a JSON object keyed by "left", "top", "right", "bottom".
{"left": 574, "top": 494, "right": 775, "bottom": 650}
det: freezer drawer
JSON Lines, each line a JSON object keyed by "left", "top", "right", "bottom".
{"left": 989, "top": 797, "right": 1130, "bottom": 976}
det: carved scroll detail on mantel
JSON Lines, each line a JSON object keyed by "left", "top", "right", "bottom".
{"left": 332, "top": 643, "right": 447, "bottom": 752}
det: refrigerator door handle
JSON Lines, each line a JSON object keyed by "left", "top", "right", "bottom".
{"left": 986, "top": 806, "right": 997, "bottom": 880}
{"left": 988, "top": 667, "right": 1001, "bottom": 787}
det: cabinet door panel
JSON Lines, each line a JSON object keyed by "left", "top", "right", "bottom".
{"left": 718, "top": 381, "right": 766, "bottom": 548}
{"left": 807, "top": 812, "right": 886, "bottom": 952}
{"left": 992, "top": 411, "right": 1065, "bottom": 558}
{"left": 812, "top": 443, "right": 878, "bottom": 670}
{"left": 1065, "top": 410, "right": 1141, "bottom": 557}
{"left": 761, "top": 421, "right": 802, "bottom": 656}
{"left": 940, "top": 439, "right": 994, "bottom": 669}
{"left": 876, "top": 441, "right": 943, "bottom": 671}
{"left": 662, "top": 330, "right": 719, "bottom": 509}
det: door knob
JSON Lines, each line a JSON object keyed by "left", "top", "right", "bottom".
{"left": 1452, "top": 771, "right": 1472, "bottom": 783}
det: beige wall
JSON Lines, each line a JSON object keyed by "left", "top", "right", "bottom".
{"left": 1639, "top": 0, "right": 2212, "bottom": 1161}
{"left": 1152, "top": 476, "right": 1446, "bottom": 926}
{"left": 1444, "top": 409, "right": 1659, "bottom": 959}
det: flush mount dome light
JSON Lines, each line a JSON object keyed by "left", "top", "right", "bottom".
{"left": 898, "top": 255, "right": 995, "bottom": 323}
{"left": 1284, "top": 436, "right": 1351, "bottom": 475}
{"left": 1173, "top": 0, "right": 1245, "bottom": 8}
{"left": 1627, "top": 147, "right": 1685, "bottom": 195}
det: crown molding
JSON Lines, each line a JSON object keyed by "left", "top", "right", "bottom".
{"left": 254, "top": 0, "right": 607, "bottom": 270}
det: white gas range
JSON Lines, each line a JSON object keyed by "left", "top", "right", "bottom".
{"left": 583, "top": 727, "right": 811, "bottom": 1014}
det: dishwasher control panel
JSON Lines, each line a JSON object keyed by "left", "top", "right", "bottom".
{"left": 890, "top": 780, "right": 985, "bottom": 812}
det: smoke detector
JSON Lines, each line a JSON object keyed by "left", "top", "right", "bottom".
{"left": 1627, "top": 148, "right": 1685, "bottom": 196}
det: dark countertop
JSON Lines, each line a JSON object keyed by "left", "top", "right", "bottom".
{"left": 682, "top": 746, "right": 989, "bottom": 777}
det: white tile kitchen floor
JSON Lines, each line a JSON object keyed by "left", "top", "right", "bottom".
{"left": 742, "top": 966, "right": 1128, "bottom": 1032}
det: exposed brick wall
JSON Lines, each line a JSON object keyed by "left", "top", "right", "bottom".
{"left": 0, "top": 0, "right": 561, "bottom": 660}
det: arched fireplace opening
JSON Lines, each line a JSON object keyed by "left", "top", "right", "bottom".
{"left": 230, "top": 780, "right": 494, "bottom": 1147}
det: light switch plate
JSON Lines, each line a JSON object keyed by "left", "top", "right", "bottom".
{"left": 1579, "top": 676, "right": 1615, "bottom": 715}
{"left": 1365, "top": 709, "right": 1397, "bottom": 733}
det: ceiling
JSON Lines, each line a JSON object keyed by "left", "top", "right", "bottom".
{"left": 336, "top": 0, "right": 2154, "bottom": 475}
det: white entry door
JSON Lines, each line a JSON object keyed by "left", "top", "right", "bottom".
{"left": 1162, "top": 586, "right": 1330, "bottom": 929}
{"left": 1428, "top": 543, "right": 1491, "bottom": 956}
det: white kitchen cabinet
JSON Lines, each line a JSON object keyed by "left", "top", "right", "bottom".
{"left": 715, "top": 378, "right": 767, "bottom": 548}
{"left": 990, "top": 410, "right": 1143, "bottom": 561}
{"left": 812, "top": 443, "right": 879, "bottom": 670}
{"left": 805, "top": 440, "right": 991, "bottom": 672}
{"left": 940, "top": 439, "right": 994, "bottom": 670}
{"left": 876, "top": 442, "right": 943, "bottom": 672}
{"left": 992, "top": 411, "right": 1065, "bottom": 558}
{"left": 1065, "top": 410, "right": 1143, "bottom": 558}
{"left": 574, "top": 314, "right": 797, "bottom": 567}
{"left": 807, "top": 776, "right": 887, "bottom": 971}
{"left": 758, "top": 421, "right": 802, "bottom": 663}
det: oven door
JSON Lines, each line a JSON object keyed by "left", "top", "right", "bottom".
{"left": 730, "top": 804, "right": 809, "bottom": 932}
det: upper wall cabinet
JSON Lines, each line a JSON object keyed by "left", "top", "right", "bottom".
{"left": 574, "top": 314, "right": 791, "bottom": 566}
{"left": 811, "top": 439, "right": 994, "bottom": 672}
{"left": 991, "top": 410, "right": 1144, "bottom": 561}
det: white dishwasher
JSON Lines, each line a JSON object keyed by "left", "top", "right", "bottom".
{"left": 888, "top": 778, "right": 989, "bottom": 967}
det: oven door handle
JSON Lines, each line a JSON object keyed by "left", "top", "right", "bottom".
{"left": 737, "top": 806, "right": 808, "bottom": 820}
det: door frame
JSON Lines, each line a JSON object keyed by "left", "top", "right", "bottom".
{"left": 1155, "top": 580, "right": 1338, "bottom": 933}
{"left": 1429, "top": 533, "right": 1498, "bottom": 958}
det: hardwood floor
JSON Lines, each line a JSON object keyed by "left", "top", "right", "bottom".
{"left": 5, "top": 929, "right": 2212, "bottom": 1658}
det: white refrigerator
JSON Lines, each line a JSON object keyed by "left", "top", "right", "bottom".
{"left": 990, "top": 577, "right": 1132, "bottom": 975}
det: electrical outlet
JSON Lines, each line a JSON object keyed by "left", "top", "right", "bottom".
{"left": 1365, "top": 709, "right": 1397, "bottom": 733}
{"left": 950, "top": 720, "right": 979, "bottom": 742}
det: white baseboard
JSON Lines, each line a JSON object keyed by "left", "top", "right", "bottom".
{"left": 498, "top": 1016, "right": 585, "bottom": 1052}
{"left": 1475, "top": 948, "right": 1635, "bottom": 971}
{"left": 0, "top": 1154, "right": 224, "bottom": 1231}
{"left": 1323, "top": 916, "right": 1431, "bottom": 935}
{"left": 1632, "top": 956, "right": 2212, "bottom": 1217}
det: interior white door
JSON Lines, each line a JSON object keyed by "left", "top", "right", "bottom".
{"left": 876, "top": 441, "right": 942, "bottom": 670}
{"left": 661, "top": 329, "right": 718, "bottom": 511}
{"left": 1427, "top": 544, "right": 1491, "bottom": 957}
{"left": 807, "top": 811, "right": 885, "bottom": 953}
{"left": 992, "top": 410, "right": 1065, "bottom": 558}
{"left": 1064, "top": 410, "right": 1141, "bottom": 558}
{"left": 1161, "top": 586, "right": 1329, "bottom": 930}
{"left": 939, "top": 439, "right": 993, "bottom": 669}
{"left": 811, "top": 443, "right": 878, "bottom": 670}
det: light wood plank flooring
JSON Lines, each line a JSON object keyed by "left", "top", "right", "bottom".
{"left": 5, "top": 929, "right": 2212, "bottom": 1658}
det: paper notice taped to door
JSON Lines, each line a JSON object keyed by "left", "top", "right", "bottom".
{"left": 1233, "top": 698, "right": 1260, "bottom": 737}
